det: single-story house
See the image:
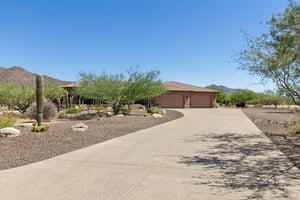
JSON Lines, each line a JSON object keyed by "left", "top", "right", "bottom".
{"left": 154, "top": 81, "right": 218, "bottom": 108}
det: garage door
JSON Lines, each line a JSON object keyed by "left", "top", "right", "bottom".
{"left": 191, "top": 95, "right": 210, "bottom": 108}
{"left": 160, "top": 94, "right": 183, "bottom": 108}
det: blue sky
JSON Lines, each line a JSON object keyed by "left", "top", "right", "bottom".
{"left": 0, "top": 0, "right": 289, "bottom": 92}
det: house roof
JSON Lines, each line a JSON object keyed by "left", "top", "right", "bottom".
{"left": 164, "top": 81, "right": 218, "bottom": 93}
{"left": 60, "top": 83, "right": 79, "bottom": 88}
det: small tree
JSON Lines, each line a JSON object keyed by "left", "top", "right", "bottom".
{"left": 14, "top": 85, "right": 35, "bottom": 113}
{"left": 44, "top": 84, "right": 65, "bottom": 112}
{"left": 0, "top": 83, "right": 35, "bottom": 113}
{"left": 0, "top": 83, "right": 18, "bottom": 110}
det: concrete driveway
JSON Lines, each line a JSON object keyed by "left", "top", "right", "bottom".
{"left": 0, "top": 108, "right": 299, "bottom": 200}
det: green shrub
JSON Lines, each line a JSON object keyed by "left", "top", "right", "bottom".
{"left": 0, "top": 113, "right": 15, "bottom": 128}
{"left": 290, "top": 118, "right": 300, "bottom": 134}
{"left": 65, "top": 107, "right": 81, "bottom": 114}
{"left": 121, "top": 107, "right": 130, "bottom": 115}
{"left": 78, "top": 104, "right": 86, "bottom": 112}
{"left": 148, "top": 106, "right": 164, "bottom": 115}
{"left": 94, "top": 106, "right": 108, "bottom": 112}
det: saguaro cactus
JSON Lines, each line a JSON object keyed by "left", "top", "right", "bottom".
{"left": 36, "top": 74, "right": 44, "bottom": 126}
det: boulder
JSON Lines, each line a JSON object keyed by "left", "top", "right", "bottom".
{"left": 0, "top": 127, "right": 21, "bottom": 137}
{"left": 71, "top": 123, "right": 88, "bottom": 132}
{"left": 152, "top": 113, "right": 164, "bottom": 119}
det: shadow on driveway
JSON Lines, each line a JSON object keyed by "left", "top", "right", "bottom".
{"left": 179, "top": 132, "right": 300, "bottom": 200}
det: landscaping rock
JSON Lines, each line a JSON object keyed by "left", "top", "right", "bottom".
{"left": 0, "top": 127, "right": 21, "bottom": 137}
{"left": 20, "top": 123, "right": 33, "bottom": 128}
{"left": 71, "top": 123, "right": 88, "bottom": 132}
{"left": 152, "top": 114, "right": 164, "bottom": 119}
{"left": 97, "top": 111, "right": 113, "bottom": 118}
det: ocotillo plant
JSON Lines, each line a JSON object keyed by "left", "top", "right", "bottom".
{"left": 36, "top": 74, "right": 44, "bottom": 126}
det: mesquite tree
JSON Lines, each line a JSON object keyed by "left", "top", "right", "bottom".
{"left": 235, "top": 1, "right": 300, "bottom": 105}
{"left": 36, "top": 74, "right": 44, "bottom": 126}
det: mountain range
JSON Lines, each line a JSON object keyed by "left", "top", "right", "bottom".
{"left": 206, "top": 84, "right": 240, "bottom": 95}
{"left": 0, "top": 66, "right": 240, "bottom": 94}
{"left": 0, "top": 66, "right": 71, "bottom": 87}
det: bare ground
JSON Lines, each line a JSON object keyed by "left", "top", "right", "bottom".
{"left": 0, "top": 110, "right": 183, "bottom": 170}
{"left": 242, "top": 107, "right": 300, "bottom": 169}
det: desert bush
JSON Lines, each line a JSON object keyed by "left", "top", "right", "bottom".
{"left": 290, "top": 119, "right": 300, "bottom": 134}
{"left": 78, "top": 104, "right": 86, "bottom": 112}
{"left": 94, "top": 106, "right": 108, "bottom": 112}
{"left": 148, "top": 106, "right": 164, "bottom": 115}
{"left": 27, "top": 101, "right": 58, "bottom": 121}
{"left": 65, "top": 105, "right": 86, "bottom": 114}
{"left": 0, "top": 113, "right": 15, "bottom": 128}
{"left": 121, "top": 107, "right": 130, "bottom": 115}
{"left": 65, "top": 107, "right": 80, "bottom": 114}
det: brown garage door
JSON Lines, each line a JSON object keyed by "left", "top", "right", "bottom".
{"left": 191, "top": 95, "right": 210, "bottom": 108}
{"left": 160, "top": 94, "right": 183, "bottom": 108}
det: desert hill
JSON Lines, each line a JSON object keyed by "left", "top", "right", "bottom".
{"left": 0, "top": 66, "right": 71, "bottom": 87}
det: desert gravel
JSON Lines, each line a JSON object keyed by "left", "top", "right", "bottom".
{"left": 0, "top": 110, "right": 183, "bottom": 170}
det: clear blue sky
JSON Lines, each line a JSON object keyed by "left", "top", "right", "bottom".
{"left": 0, "top": 0, "right": 289, "bottom": 92}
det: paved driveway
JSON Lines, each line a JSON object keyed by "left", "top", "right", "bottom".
{"left": 0, "top": 109, "right": 299, "bottom": 200}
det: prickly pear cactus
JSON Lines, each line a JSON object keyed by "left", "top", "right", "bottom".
{"left": 36, "top": 74, "right": 44, "bottom": 126}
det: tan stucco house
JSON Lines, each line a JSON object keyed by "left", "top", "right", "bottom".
{"left": 154, "top": 81, "right": 218, "bottom": 108}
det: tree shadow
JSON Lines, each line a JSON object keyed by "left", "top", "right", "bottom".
{"left": 179, "top": 132, "right": 300, "bottom": 200}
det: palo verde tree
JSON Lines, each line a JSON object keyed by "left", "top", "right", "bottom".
{"left": 75, "top": 68, "right": 166, "bottom": 115}
{"left": 235, "top": 1, "right": 300, "bottom": 105}
{"left": 0, "top": 83, "right": 35, "bottom": 113}
{"left": 124, "top": 68, "right": 166, "bottom": 108}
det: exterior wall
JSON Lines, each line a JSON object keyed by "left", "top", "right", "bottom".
{"left": 155, "top": 91, "right": 217, "bottom": 108}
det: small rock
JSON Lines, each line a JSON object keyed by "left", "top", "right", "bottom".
{"left": 152, "top": 114, "right": 164, "bottom": 119}
{"left": 71, "top": 123, "right": 88, "bottom": 132}
{"left": 20, "top": 123, "right": 33, "bottom": 128}
{"left": 0, "top": 127, "right": 21, "bottom": 137}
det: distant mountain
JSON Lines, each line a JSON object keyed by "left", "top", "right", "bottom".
{"left": 0, "top": 66, "right": 71, "bottom": 87}
{"left": 206, "top": 84, "right": 238, "bottom": 95}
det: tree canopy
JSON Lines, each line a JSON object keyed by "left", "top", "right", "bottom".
{"left": 236, "top": 1, "right": 300, "bottom": 105}
{"left": 75, "top": 68, "right": 166, "bottom": 115}
{"left": 230, "top": 89, "right": 259, "bottom": 105}
{"left": 0, "top": 83, "right": 35, "bottom": 113}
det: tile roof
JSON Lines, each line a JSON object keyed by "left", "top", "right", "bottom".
{"left": 164, "top": 81, "right": 218, "bottom": 92}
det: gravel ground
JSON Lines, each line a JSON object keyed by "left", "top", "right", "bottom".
{"left": 242, "top": 107, "right": 300, "bottom": 169}
{"left": 0, "top": 110, "right": 183, "bottom": 170}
